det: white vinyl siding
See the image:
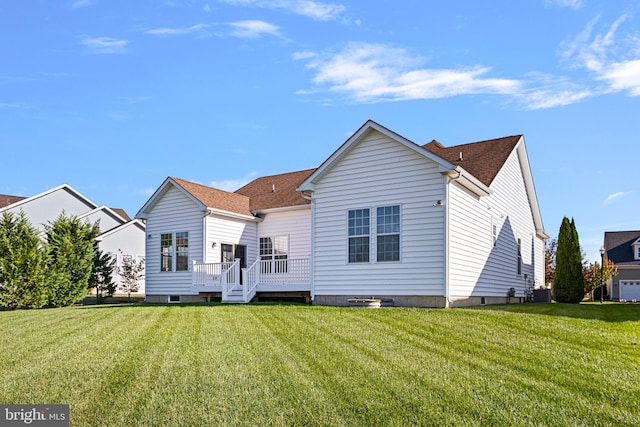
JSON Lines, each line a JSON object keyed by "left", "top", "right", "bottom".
{"left": 144, "top": 185, "right": 203, "bottom": 295}
{"left": 312, "top": 130, "right": 446, "bottom": 296}
{"left": 256, "top": 208, "right": 311, "bottom": 260}
{"left": 204, "top": 215, "right": 257, "bottom": 265}
{"left": 448, "top": 144, "right": 542, "bottom": 298}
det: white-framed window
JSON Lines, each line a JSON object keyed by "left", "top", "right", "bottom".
{"left": 376, "top": 205, "right": 400, "bottom": 262}
{"left": 492, "top": 221, "right": 498, "bottom": 247}
{"left": 348, "top": 205, "right": 401, "bottom": 263}
{"left": 168, "top": 295, "right": 180, "bottom": 303}
{"left": 260, "top": 236, "right": 288, "bottom": 273}
{"left": 635, "top": 245, "right": 640, "bottom": 260}
{"left": 517, "top": 237, "right": 522, "bottom": 275}
{"left": 160, "top": 232, "right": 189, "bottom": 272}
{"left": 348, "top": 208, "right": 370, "bottom": 263}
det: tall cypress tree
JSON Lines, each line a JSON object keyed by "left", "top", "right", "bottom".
{"left": 553, "top": 217, "right": 585, "bottom": 303}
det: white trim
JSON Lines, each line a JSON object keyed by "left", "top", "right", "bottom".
{"left": 0, "top": 183, "right": 99, "bottom": 214}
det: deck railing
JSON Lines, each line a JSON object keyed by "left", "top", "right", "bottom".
{"left": 192, "top": 261, "right": 235, "bottom": 287}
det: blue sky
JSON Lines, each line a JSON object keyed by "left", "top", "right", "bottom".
{"left": 1, "top": 0, "right": 639, "bottom": 263}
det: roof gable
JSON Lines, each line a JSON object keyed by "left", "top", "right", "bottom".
{"left": 422, "top": 135, "right": 521, "bottom": 187}
{"left": 0, "top": 184, "right": 99, "bottom": 214}
{"left": 136, "top": 177, "right": 253, "bottom": 219}
{"left": 298, "top": 120, "right": 457, "bottom": 193}
{"left": 235, "top": 168, "right": 316, "bottom": 211}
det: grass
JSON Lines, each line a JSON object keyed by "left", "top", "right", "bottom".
{"left": 0, "top": 302, "right": 638, "bottom": 426}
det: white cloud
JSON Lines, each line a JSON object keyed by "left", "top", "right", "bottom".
{"left": 0, "top": 102, "right": 30, "bottom": 109}
{"left": 546, "top": 0, "right": 583, "bottom": 10}
{"left": 203, "top": 3, "right": 211, "bottom": 12}
{"left": 69, "top": 0, "right": 92, "bottom": 9}
{"left": 146, "top": 24, "right": 210, "bottom": 36}
{"left": 209, "top": 171, "right": 258, "bottom": 192}
{"left": 221, "top": 0, "right": 345, "bottom": 21}
{"left": 228, "top": 20, "right": 281, "bottom": 38}
{"left": 603, "top": 191, "right": 630, "bottom": 205}
{"left": 299, "top": 42, "right": 522, "bottom": 103}
{"left": 561, "top": 14, "right": 640, "bottom": 96}
{"left": 81, "top": 37, "right": 129, "bottom": 54}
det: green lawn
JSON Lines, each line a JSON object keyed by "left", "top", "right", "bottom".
{"left": 1, "top": 302, "right": 638, "bottom": 426}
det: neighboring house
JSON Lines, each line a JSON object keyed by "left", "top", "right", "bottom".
{"left": 603, "top": 231, "right": 640, "bottom": 301}
{"left": 137, "top": 120, "right": 548, "bottom": 307}
{"left": 0, "top": 184, "right": 146, "bottom": 294}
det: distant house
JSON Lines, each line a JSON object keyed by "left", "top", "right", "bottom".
{"left": 137, "top": 120, "right": 548, "bottom": 307}
{"left": 0, "top": 184, "right": 145, "bottom": 294}
{"left": 603, "top": 231, "right": 640, "bottom": 301}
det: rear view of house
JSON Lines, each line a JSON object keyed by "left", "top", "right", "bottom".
{"left": 137, "top": 120, "right": 548, "bottom": 307}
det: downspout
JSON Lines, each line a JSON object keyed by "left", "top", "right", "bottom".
{"left": 301, "top": 190, "right": 315, "bottom": 302}
{"left": 444, "top": 170, "right": 462, "bottom": 308}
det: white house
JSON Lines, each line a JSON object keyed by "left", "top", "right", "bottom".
{"left": 0, "top": 184, "right": 146, "bottom": 294}
{"left": 137, "top": 120, "right": 548, "bottom": 307}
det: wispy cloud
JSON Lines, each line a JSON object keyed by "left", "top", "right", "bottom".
{"left": 296, "top": 42, "right": 522, "bottom": 103}
{"left": 81, "top": 37, "right": 129, "bottom": 54}
{"left": 546, "top": 0, "right": 583, "bottom": 10}
{"left": 560, "top": 14, "right": 640, "bottom": 97}
{"left": 145, "top": 21, "right": 281, "bottom": 39}
{"left": 221, "top": 0, "right": 345, "bottom": 21}
{"left": 228, "top": 20, "right": 281, "bottom": 38}
{"left": 209, "top": 171, "right": 258, "bottom": 192}
{"left": 603, "top": 191, "right": 631, "bottom": 205}
{"left": 0, "top": 102, "right": 30, "bottom": 109}
{"left": 69, "top": 0, "right": 92, "bottom": 9}
{"left": 145, "top": 24, "right": 210, "bottom": 36}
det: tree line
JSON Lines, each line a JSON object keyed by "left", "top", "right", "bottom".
{"left": 0, "top": 211, "right": 143, "bottom": 309}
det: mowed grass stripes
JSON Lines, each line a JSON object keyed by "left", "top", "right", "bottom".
{"left": 1, "top": 303, "right": 638, "bottom": 426}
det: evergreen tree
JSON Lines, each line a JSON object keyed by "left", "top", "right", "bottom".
{"left": 553, "top": 217, "right": 585, "bottom": 303}
{"left": 91, "top": 248, "right": 116, "bottom": 304}
{"left": 45, "top": 214, "right": 99, "bottom": 307}
{"left": 0, "top": 211, "right": 48, "bottom": 309}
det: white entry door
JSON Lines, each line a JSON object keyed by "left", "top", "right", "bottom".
{"left": 620, "top": 281, "right": 640, "bottom": 300}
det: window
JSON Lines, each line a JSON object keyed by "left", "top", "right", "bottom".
{"left": 636, "top": 246, "right": 640, "bottom": 260}
{"left": 348, "top": 209, "right": 370, "bottom": 263}
{"left": 260, "top": 236, "right": 288, "bottom": 273}
{"left": 492, "top": 223, "right": 498, "bottom": 246}
{"left": 168, "top": 295, "right": 180, "bottom": 303}
{"left": 160, "top": 232, "right": 188, "bottom": 272}
{"left": 161, "top": 233, "right": 173, "bottom": 272}
{"left": 176, "top": 232, "right": 189, "bottom": 271}
{"left": 517, "top": 238, "right": 522, "bottom": 275}
{"left": 377, "top": 205, "right": 400, "bottom": 262}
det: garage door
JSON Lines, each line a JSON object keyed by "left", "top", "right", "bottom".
{"left": 620, "top": 281, "right": 640, "bottom": 300}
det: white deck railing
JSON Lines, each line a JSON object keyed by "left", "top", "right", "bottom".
{"left": 192, "top": 258, "right": 310, "bottom": 290}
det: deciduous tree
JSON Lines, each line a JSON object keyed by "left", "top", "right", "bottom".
{"left": 118, "top": 250, "right": 144, "bottom": 302}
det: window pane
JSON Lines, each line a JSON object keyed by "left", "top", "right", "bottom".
{"left": 348, "top": 209, "right": 369, "bottom": 236}
{"left": 377, "top": 205, "right": 400, "bottom": 234}
{"left": 349, "top": 236, "right": 370, "bottom": 263}
{"left": 377, "top": 235, "right": 400, "bottom": 262}
{"left": 176, "top": 232, "right": 188, "bottom": 271}
{"left": 161, "top": 233, "right": 172, "bottom": 271}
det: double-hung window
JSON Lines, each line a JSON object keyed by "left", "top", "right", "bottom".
{"left": 377, "top": 205, "right": 400, "bottom": 262}
{"left": 348, "top": 205, "right": 400, "bottom": 263}
{"left": 160, "top": 232, "right": 189, "bottom": 272}
{"left": 348, "top": 209, "right": 370, "bottom": 263}
{"left": 517, "top": 238, "right": 522, "bottom": 275}
{"left": 260, "top": 236, "right": 288, "bottom": 273}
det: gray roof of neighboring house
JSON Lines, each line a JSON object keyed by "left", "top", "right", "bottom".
{"left": 604, "top": 230, "right": 640, "bottom": 266}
